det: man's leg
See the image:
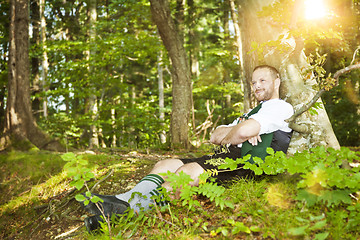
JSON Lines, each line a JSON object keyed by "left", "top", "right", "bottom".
{"left": 115, "top": 159, "right": 184, "bottom": 211}
{"left": 83, "top": 159, "right": 185, "bottom": 233}
{"left": 162, "top": 162, "right": 205, "bottom": 199}
{"left": 117, "top": 161, "right": 205, "bottom": 207}
{"left": 150, "top": 159, "right": 185, "bottom": 174}
{"left": 83, "top": 159, "right": 184, "bottom": 213}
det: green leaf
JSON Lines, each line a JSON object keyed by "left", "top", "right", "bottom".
{"left": 220, "top": 228, "right": 229, "bottom": 236}
{"left": 314, "top": 232, "right": 329, "bottom": 240}
{"left": 61, "top": 152, "right": 76, "bottom": 162}
{"left": 224, "top": 200, "right": 234, "bottom": 209}
{"left": 309, "top": 214, "right": 325, "bottom": 222}
{"left": 266, "top": 147, "right": 275, "bottom": 155}
{"left": 71, "top": 180, "right": 85, "bottom": 190}
{"left": 91, "top": 195, "right": 104, "bottom": 203}
{"left": 231, "top": 222, "right": 251, "bottom": 234}
{"left": 66, "top": 167, "right": 77, "bottom": 175}
{"left": 309, "top": 220, "right": 327, "bottom": 231}
{"left": 85, "top": 172, "right": 95, "bottom": 180}
{"left": 218, "top": 158, "right": 238, "bottom": 171}
{"left": 79, "top": 159, "right": 88, "bottom": 166}
{"left": 319, "top": 189, "right": 352, "bottom": 206}
{"left": 296, "top": 189, "right": 318, "bottom": 207}
{"left": 75, "top": 194, "right": 86, "bottom": 202}
{"left": 250, "top": 226, "right": 261, "bottom": 232}
{"left": 73, "top": 173, "right": 81, "bottom": 181}
{"left": 288, "top": 225, "right": 309, "bottom": 236}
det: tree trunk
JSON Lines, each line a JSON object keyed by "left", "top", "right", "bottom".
{"left": 158, "top": 53, "right": 166, "bottom": 144}
{"left": 111, "top": 97, "right": 119, "bottom": 148}
{"left": 88, "top": 0, "right": 99, "bottom": 148}
{"left": 149, "top": 0, "right": 192, "bottom": 149}
{"left": 30, "top": 0, "right": 41, "bottom": 119}
{"left": 229, "top": 0, "right": 245, "bottom": 88}
{"left": 240, "top": 0, "right": 340, "bottom": 152}
{"left": 188, "top": 0, "right": 198, "bottom": 133}
{"left": 1, "top": 0, "right": 64, "bottom": 151}
{"left": 239, "top": 0, "right": 259, "bottom": 111}
{"left": 40, "top": 0, "right": 48, "bottom": 119}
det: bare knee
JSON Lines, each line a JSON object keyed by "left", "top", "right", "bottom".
{"left": 175, "top": 162, "right": 204, "bottom": 187}
{"left": 150, "top": 159, "right": 184, "bottom": 175}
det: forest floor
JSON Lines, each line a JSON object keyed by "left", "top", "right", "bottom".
{"left": 0, "top": 147, "right": 359, "bottom": 240}
{"left": 0, "top": 148, "right": 191, "bottom": 240}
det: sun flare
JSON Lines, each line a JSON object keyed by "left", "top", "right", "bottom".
{"left": 304, "top": 0, "right": 326, "bottom": 20}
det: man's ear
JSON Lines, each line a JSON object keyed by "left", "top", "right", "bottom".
{"left": 275, "top": 77, "right": 281, "bottom": 89}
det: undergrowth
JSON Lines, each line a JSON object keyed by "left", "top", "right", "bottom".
{"left": 75, "top": 146, "right": 360, "bottom": 239}
{"left": 1, "top": 147, "right": 359, "bottom": 239}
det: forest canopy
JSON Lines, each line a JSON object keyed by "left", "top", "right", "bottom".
{"left": 0, "top": 0, "right": 359, "bottom": 150}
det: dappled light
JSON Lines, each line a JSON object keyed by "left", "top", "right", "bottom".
{"left": 265, "top": 183, "right": 292, "bottom": 209}
{"left": 0, "top": 0, "right": 359, "bottom": 239}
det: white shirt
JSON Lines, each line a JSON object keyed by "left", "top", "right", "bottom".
{"left": 221, "top": 99, "right": 294, "bottom": 146}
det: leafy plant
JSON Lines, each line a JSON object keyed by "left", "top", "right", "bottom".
{"left": 161, "top": 170, "right": 234, "bottom": 211}
{"left": 210, "top": 219, "right": 255, "bottom": 237}
{"left": 216, "top": 147, "right": 360, "bottom": 239}
{"left": 288, "top": 214, "right": 329, "bottom": 240}
{"left": 220, "top": 146, "right": 360, "bottom": 208}
{"left": 61, "top": 152, "right": 112, "bottom": 236}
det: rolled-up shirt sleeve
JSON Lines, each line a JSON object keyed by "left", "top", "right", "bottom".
{"left": 249, "top": 99, "right": 294, "bottom": 134}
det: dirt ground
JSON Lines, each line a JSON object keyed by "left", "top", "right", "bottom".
{"left": 1, "top": 151, "right": 177, "bottom": 240}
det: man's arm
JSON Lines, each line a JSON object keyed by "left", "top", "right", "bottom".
{"left": 210, "top": 126, "right": 233, "bottom": 145}
{"left": 210, "top": 119, "right": 261, "bottom": 146}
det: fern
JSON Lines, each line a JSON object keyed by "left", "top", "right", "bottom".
{"left": 161, "top": 170, "right": 234, "bottom": 211}
{"left": 217, "top": 146, "right": 360, "bottom": 208}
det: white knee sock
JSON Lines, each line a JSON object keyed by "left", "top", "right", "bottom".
{"left": 116, "top": 174, "right": 166, "bottom": 212}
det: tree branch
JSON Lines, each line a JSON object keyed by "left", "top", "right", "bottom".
{"left": 287, "top": 61, "right": 360, "bottom": 128}
{"left": 350, "top": 46, "right": 360, "bottom": 65}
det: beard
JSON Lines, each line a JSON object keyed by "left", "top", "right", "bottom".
{"left": 254, "top": 89, "right": 274, "bottom": 101}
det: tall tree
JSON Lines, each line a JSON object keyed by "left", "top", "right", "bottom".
{"left": 239, "top": 0, "right": 340, "bottom": 152}
{"left": 88, "top": 0, "right": 99, "bottom": 148}
{"left": 30, "top": 0, "right": 41, "bottom": 119}
{"left": 229, "top": 0, "right": 248, "bottom": 110}
{"left": 40, "top": 0, "right": 49, "bottom": 118}
{"left": 149, "top": 0, "right": 192, "bottom": 149}
{"left": 0, "top": 0, "right": 63, "bottom": 151}
{"left": 158, "top": 52, "right": 166, "bottom": 144}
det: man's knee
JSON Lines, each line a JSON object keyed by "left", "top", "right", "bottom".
{"left": 150, "top": 159, "right": 184, "bottom": 174}
{"left": 175, "top": 162, "right": 204, "bottom": 186}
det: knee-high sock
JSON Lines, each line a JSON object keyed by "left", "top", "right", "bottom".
{"left": 115, "top": 174, "right": 166, "bottom": 212}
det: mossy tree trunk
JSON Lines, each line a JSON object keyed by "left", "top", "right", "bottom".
{"left": 240, "top": 0, "right": 340, "bottom": 152}
{"left": 150, "top": 0, "right": 192, "bottom": 149}
{"left": 0, "top": 0, "right": 64, "bottom": 152}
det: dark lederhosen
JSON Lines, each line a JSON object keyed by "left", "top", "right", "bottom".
{"left": 181, "top": 103, "right": 292, "bottom": 182}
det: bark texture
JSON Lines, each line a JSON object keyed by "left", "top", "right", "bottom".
{"left": 150, "top": 0, "right": 192, "bottom": 149}
{"left": 1, "top": 0, "right": 64, "bottom": 151}
{"left": 240, "top": 0, "right": 340, "bottom": 152}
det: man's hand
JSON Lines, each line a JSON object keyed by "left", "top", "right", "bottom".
{"left": 210, "top": 126, "right": 233, "bottom": 145}
{"left": 248, "top": 135, "right": 262, "bottom": 146}
{"left": 218, "top": 119, "right": 261, "bottom": 146}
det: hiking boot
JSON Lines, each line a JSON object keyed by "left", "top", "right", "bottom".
{"left": 80, "top": 193, "right": 130, "bottom": 216}
{"left": 84, "top": 215, "right": 103, "bottom": 234}
{"left": 84, "top": 213, "right": 127, "bottom": 234}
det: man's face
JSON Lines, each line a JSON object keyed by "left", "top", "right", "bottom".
{"left": 251, "top": 68, "right": 279, "bottom": 102}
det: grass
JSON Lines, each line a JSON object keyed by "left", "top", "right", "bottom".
{"left": 0, "top": 149, "right": 359, "bottom": 239}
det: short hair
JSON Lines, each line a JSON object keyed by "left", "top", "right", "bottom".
{"left": 253, "top": 65, "right": 280, "bottom": 80}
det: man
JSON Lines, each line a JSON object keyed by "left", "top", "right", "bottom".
{"left": 82, "top": 65, "right": 294, "bottom": 232}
